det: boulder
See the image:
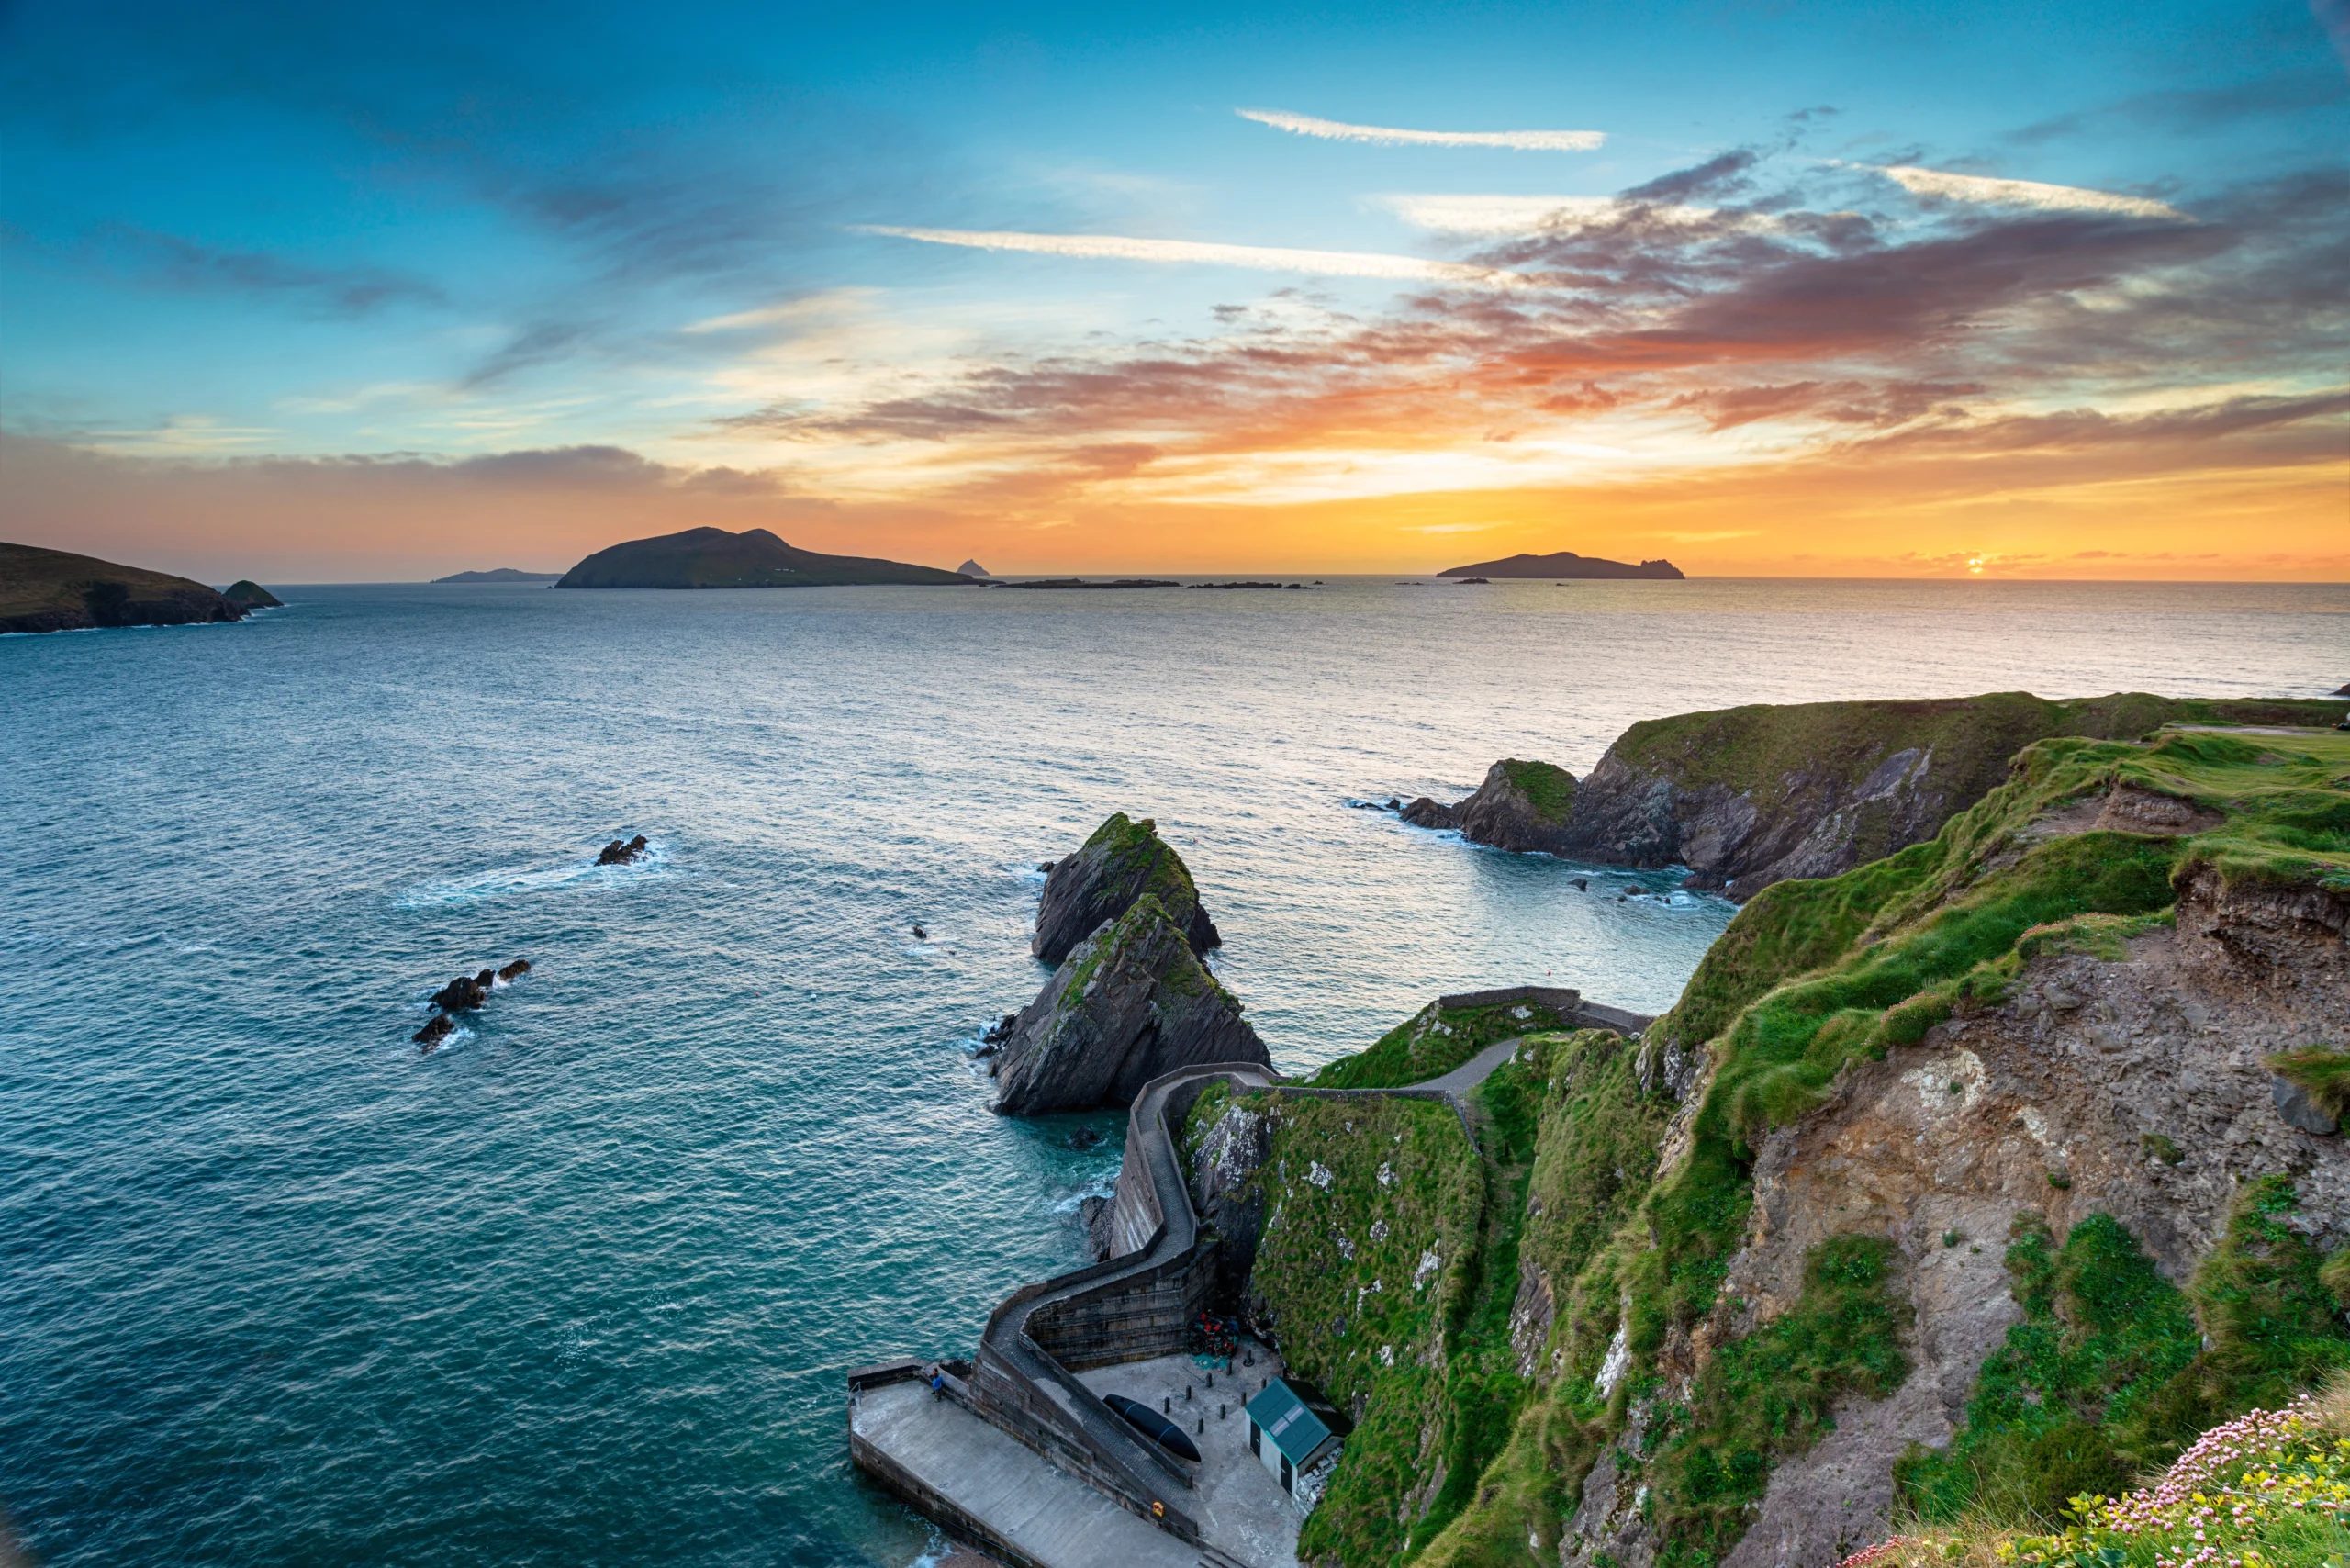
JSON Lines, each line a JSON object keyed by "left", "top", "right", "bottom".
{"left": 1077, "top": 1195, "right": 1116, "bottom": 1260}
{"left": 993, "top": 895, "right": 1269, "bottom": 1115}
{"left": 498, "top": 959, "right": 532, "bottom": 981}
{"left": 1031, "top": 812, "right": 1219, "bottom": 966}
{"left": 414, "top": 1014, "right": 455, "bottom": 1050}
{"left": 1399, "top": 796, "right": 1460, "bottom": 829}
{"left": 598, "top": 834, "right": 650, "bottom": 866}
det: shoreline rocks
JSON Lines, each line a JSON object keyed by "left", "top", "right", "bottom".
{"left": 991, "top": 895, "right": 1268, "bottom": 1115}
{"left": 1032, "top": 812, "right": 1219, "bottom": 967}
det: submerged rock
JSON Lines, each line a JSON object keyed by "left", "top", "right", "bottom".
{"left": 993, "top": 895, "right": 1268, "bottom": 1115}
{"left": 598, "top": 834, "right": 649, "bottom": 866}
{"left": 1031, "top": 812, "right": 1219, "bottom": 967}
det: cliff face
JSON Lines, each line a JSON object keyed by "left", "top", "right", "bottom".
{"left": 990, "top": 895, "right": 1266, "bottom": 1115}
{"left": 1230, "top": 720, "right": 2350, "bottom": 1568}
{"left": 1421, "top": 691, "right": 2347, "bottom": 900}
{"left": 1032, "top": 812, "right": 1219, "bottom": 966}
{"left": 0, "top": 542, "right": 249, "bottom": 634}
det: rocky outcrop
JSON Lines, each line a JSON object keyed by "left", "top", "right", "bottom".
{"left": 222, "top": 580, "right": 282, "bottom": 609}
{"left": 597, "top": 834, "right": 649, "bottom": 866}
{"left": 1031, "top": 812, "right": 1219, "bottom": 966}
{"left": 1188, "top": 1099, "right": 1275, "bottom": 1305}
{"left": 1415, "top": 692, "right": 2345, "bottom": 900}
{"left": 415, "top": 960, "right": 532, "bottom": 1052}
{"left": 991, "top": 896, "right": 1267, "bottom": 1115}
{"left": 1401, "top": 759, "right": 1578, "bottom": 853}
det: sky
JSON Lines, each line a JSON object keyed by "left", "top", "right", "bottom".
{"left": 3, "top": 0, "right": 2346, "bottom": 580}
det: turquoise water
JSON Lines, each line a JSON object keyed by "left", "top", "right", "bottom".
{"left": 2, "top": 577, "right": 2340, "bottom": 1566}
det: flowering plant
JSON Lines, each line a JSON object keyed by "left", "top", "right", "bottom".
{"left": 1840, "top": 1392, "right": 2350, "bottom": 1568}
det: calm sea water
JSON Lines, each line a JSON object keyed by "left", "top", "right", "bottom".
{"left": 3, "top": 577, "right": 2342, "bottom": 1567}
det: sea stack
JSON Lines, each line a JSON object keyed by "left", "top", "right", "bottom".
{"left": 990, "top": 895, "right": 1268, "bottom": 1115}
{"left": 1033, "top": 812, "right": 1219, "bottom": 966}
{"left": 222, "top": 580, "right": 283, "bottom": 609}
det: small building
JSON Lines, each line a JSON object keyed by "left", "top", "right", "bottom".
{"left": 1242, "top": 1377, "right": 1351, "bottom": 1497}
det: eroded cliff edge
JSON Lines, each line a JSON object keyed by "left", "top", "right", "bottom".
{"left": 1203, "top": 719, "right": 2350, "bottom": 1568}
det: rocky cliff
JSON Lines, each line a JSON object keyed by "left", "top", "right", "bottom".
{"left": 1032, "top": 812, "right": 1220, "bottom": 966}
{"left": 1214, "top": 718, "right": 2350, "bottom": 1568}
{"left": 990, "top": 894, "right": 1267, "bottom": 1115}
{"left": 1414, "top": 691, "right": 2346, "bottom": 900}
{"left": 1, "top": 541, "right": 250, "bottom": 634}
{"left": 1403, "top": 759, "right": 1578, "bottom": 854}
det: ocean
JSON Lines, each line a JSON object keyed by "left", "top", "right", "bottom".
{"left": 3, "top": 576, "right": 2341, "bottom": 1566}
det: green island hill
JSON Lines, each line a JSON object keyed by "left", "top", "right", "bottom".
{"left": 1175, "top": 713, "right": 2349, "bottom": 1567}
{"left": 553, "top": 526, "right": 974, "bottom": 588}
{"left": 1438, "top": 550, "right": 1684, "bottom": 580}
{"left": 1, "top": 541, "right": 254, "bottom": 634}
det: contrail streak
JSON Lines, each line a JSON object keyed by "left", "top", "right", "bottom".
{"left": 1872, "top": 165, "right": 2186, "bottom": 219}
{"left": 853, "top": 226, "right": 1529, "bottom": 286}
{"left": 1238, "top": 107, "right": 1605, "bottom": 151}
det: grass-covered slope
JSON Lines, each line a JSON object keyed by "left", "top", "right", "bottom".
{"left": 1247, "top": 720, "right": 2350, "bottom": 1567}
{"left": 554, "top": 525, "right": 973, "bottom": 588}
{"left": 0, "top": 540, "right": 248, "bottom": 633}
{"left": 1306, "top": 998, "right": 1576, "bottom": 1090}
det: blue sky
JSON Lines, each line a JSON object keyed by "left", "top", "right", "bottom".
{"left": 3, "top": 0, "right": 2345, "bottom": 577}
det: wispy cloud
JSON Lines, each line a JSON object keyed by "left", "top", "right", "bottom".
{"left": 1866, "top": 165, "right": 2187, "bottom": 219}
{"left": 1237, "top": 108, "right": 1605, "bottom": 151}
{"left": 852, "top": 226, "right": 1528, "bottom": 286}
{"left": 1376, "top": 194, "right": 1716, "bottom": 234}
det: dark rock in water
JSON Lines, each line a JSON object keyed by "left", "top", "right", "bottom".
{"left": 1067, "top": 1126, "right": 1103, "bottom": 1150}
{"left": 414, "top": 1014, "right": 455, "bottom": 1049}
{"left": 474, "top": 968, "right": 497, "bottom": 989}
{"left": 993, "top": 895, "right": 1269, "bottom": 1115}
{"left": 982, "top": 1013, "right": 1018, "bottom": 1045}
{"left": 1036, "top": 861, "right": 1055, "bottom": 873}
{"left": 1399, "top": 795, "right": 1461, "bottom": 830}
{"left": 222, "top": 580, "right": 283, "bottom": 609}
{"left": 498, "top": 959, "right": 532, "bottom": 980}
{"left": 1032, "top": 812, "right": 1219, "bottom": 967}
{"left": 1574, "top": 878, "right": 1589, "bottom": 890}
{"left": 598, "top": 834, "right": 650, "bottom": 866}
{"left": 1385, "top": 797, "right": 1401, "bottom": 811}
{"left": 431, "top": 974, "right": 488, "bottom": 1012}
{"left": 1077, "top": 1194, "right": 1116, "bottom": 1260}
{"left": 912, "top": 924, "right": 926, "bottom": 939}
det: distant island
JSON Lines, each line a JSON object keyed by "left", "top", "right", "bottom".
{"left": 432, "top": 567, "right": 562, "bottom": 584}
{"left": 553, "top": 527, "right": 974, "bottom": 589}
{"left": 1437, "top": 549, "right": 1684, "bottom": 580}
{"left": 1, "top": 541, "right": 257, "bottom": 634}
{"left": 999, "top": 577, "right": 1179, "bottom": 590}
{"left": 957, "top": 558, "right": 994, "bottom": 579}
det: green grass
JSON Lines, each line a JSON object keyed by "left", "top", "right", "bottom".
{"left": 1308, "top": 1000, "right": 1571, "bottom": 1090}
{"left": 1080, "top": 812, "right": 1206, "bottom": 924}
{"left": 1496, "top": 759, "right": 1577, "bottom": 824}
{"left": 1899, "top": 1182, "right": 2350, "bottom": 1532}
{"left": 2268, "top": 1046, "right": 2350, "bottom": 1127}
{"left": 1649, "top": 1236, "right": 1913, "bottom": 1562}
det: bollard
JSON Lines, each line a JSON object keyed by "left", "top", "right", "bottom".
{"left": 1205, "top": 1372, "right": 1214, "bottom": 1389}
{"left": 1220, "top": 1403, "right": 1227, "bottom": 1419}
{"left": 1163, "top": 1395, "right": 1170, "bottom": 1414}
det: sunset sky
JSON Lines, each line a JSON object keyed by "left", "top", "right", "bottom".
{"left": 4, "top": 0, "right": 2346, "bottom": 580}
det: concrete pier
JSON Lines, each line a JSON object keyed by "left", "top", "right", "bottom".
{"left": 851, "top": 1375, "right": 1201, "bottom": 1568}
